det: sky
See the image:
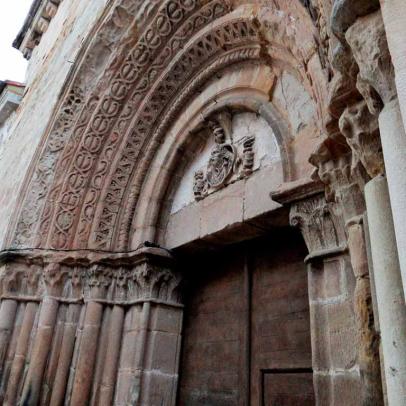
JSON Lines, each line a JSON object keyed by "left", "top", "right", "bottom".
{"left": 0, "top": 0, "right": 34, "bottom": 83}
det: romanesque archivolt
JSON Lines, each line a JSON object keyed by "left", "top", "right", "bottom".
{"left": 193, "top": 114, "right": 255, "bottom": 201}
{"left": 12, "top": 0, "right": 265, "bottom": 252}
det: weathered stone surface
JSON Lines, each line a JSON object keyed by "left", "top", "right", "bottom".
{"left": 330, "top": 0, "right": 380, "bottom": 39}
{"left": 346, "top": 10, "right": 396, "bottom": 105}
{"left": 273, "top": 71, "right": 317, "bottom": 135}
{"left": 0, "top": 0, "right": 397, "bottom": 404}
{"left": 0, "top": 0, "right": 112, "bottom": 248}
{"left": 339, "top": 100, "right": 384, "bottom": 178}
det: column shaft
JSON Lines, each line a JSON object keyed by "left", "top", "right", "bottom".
{"left": 70, "top": 301, "right": 103, "bottom": 405}
{"left": 99, "top": 305, "right": 124, "bottom": 406}
{"left": 49, "top": 303, "right": 81, "bottom": 405}
{"left": 380, "top": 0, "right": 406, "bottom": 134}
{"left": 0, "top": 300, "right": 17, "bottom": 373}
{"left": 378, "top": 100, "right": 406, "bottom": 298}
{"left": 347, "top": 223, "right": 382, "bottom": 404}
{"left": 365, "top": 175, "right": 406, "bottom": 405}
{"left": 4, "top": 302, "right": 38, "bottom": 406}
{"left": 20, "top": 297, "right": 59, "bottom": 405}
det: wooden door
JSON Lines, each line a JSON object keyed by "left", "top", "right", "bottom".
{"left": 178, "top": 231, "right": 315, "bottom": 405}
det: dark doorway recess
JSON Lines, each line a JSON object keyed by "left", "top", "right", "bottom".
{"left": 177, "top": 229, "right": 315, "bottom": 405}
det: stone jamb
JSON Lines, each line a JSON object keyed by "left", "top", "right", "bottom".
{"left": 0, "top": 246, "right": 183, "bottom": 405}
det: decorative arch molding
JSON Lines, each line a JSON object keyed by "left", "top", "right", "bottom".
{"left": 9, "top": 0, "right": 328, "bottom": 253}
{"left": 128, "top": 76, "right": 294, "bottom": 249}
{"left": 7, "top": 0, "right": 163, "bottom": 249}
{"left": 88, "top": 23, "right": 262, "bottom": 251}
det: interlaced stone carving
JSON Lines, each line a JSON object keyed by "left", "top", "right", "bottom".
{"left": 30, "top": 0, "right": 247, "bottom": 250}
{"left": 11, "top": 0, "right": 143, "bottom": 249}
{"left": 10, "top": 0, "right": 326, "bottom": 257}
{"left": 95, "top": 21, "right": 260, "bottom": 248}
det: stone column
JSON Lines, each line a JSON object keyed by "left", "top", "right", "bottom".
{"left": 0, "top": 265, "right": 20, "bottom": 390}
{"left": 115, "top": 247, "right": 183, "bottom": 406}
{"left": 378, "top": 101, "right": 406, "bottom": 295}
{"left": 20, "top": 264, "right": 66, "bottom": 405}
{"left": 0, "top": 247, "right": 183, "bottom": 404}
{"left": 69, "top": 265, "right": 110, "bottom": 405}
{"left": 311, "top": 147, "right": 383, "bottom": 405}
{"left": 365, "top": 175, "right": 406, "bottom": 405}
{"left": 336, "top": 13, "right": 406, "bottom": 401}
{"left": 0, "top": 300, "right": 17, "bottom": 373}
{"left": 1, "top": 263, "right": 41, "bottom": 406}
{"left": 282, "top": 183, "right": 368, "bottom": 405}
{"left": 379, "top": 0, "right": 406, "bottom": 134}
{"left": 49, "top": 267, "right": 82, "bottom": 405}
{"left": 345, "top": 10, "right": 406, "bottom": 297}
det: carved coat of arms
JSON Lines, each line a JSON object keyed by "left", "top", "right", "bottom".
{"left": 193, "top": 115, "right": 255, "bottom": 201}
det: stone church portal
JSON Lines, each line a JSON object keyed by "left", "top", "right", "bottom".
{"left": 0, "top": 0, "right": 406, "bottom": 405}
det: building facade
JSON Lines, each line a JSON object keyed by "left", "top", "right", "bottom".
{"left": 0, "top": 0, "right": 406, "bottom": 404}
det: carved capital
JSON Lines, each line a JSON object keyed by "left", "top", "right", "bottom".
{"left": 86, "top": 265, "right": 113, "bottom": 300}
{"left": 44, "top": 263, "right": 73, "bottom": 296}
{"left": 327, "top": 71, "right": 359, "bottom": 120}
{"left": 130, "top": 262, "right": 182, "bottom": 303}
{"left": 346, "top": 10, "right": 396, "bottom": 106}
{"left": 330, "top": 0, "right": 380, "bottom": 41}
{"left": 339, "top": 100, "right": 384, "bottom": 178}
{"left": 290, "top": 194, "right": 347, "bottom": 257}
{"left": 311, "top": 146, "right": 367, "bottom": 223}
{"left": 0, "top": 246, "right": 182, "bottom": 305}
{"left": 0, "top": 263, "right": 26, "bottom": 297}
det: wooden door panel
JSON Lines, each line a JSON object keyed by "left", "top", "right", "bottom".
{"left": 263, "top": 371, "right": 315, "bottom": 405}
{"left": 178, "top": 250, "right": 246, "bottom": 406}
{"left": 178, "top": 232, "right": 314, "bottom": 405}
{"left": 250, "top": 234, "right": 313, "bottom": 405}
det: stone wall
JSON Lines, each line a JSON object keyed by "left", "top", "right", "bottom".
{"left": 0, "top": 0, "right": 107, "bottom": 248}
{"left": 0, "top": 0, "right": 403, "bottom": 404}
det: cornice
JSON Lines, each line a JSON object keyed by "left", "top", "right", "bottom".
{"left": 270, "top": 178, "right": 325, "bottom": 206}
{"left": 0, "top": 244, "right": 173, "bottom": 268}
{"left": 13, "top": 0, "right": 63, "bottom": 60}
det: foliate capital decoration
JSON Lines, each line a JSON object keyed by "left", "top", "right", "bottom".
{"left": 193, "top": 114, "right": 255, "bottom": 201}
{"left": 345, "top": 10, "right": 396, "bottom": 106}
{"left": 0, "top": 247, "right": 182, "bottom": 305}
{"left": 339, "top": 100, "right": 384, "bottom": 179}
{"left": 290, "top": 194, "right": 347, "bottom": 258}
{"left": 86, "top": 265, "right": 113, "bottom": 300}
{"left": 310, "top": 144, "right": 367, "bottom": 224}
{"left": 130, "top": 262, "right": 182, "bottom": 304}
{"left": 43, "top": 263, "right": 70, "bottom": 296}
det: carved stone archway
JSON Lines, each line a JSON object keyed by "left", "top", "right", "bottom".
{"left": 1, "top": 1, "right": 372, "bottom": 405}
{"left": 8, "top": 0, "right": 326, "bottom": 253}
